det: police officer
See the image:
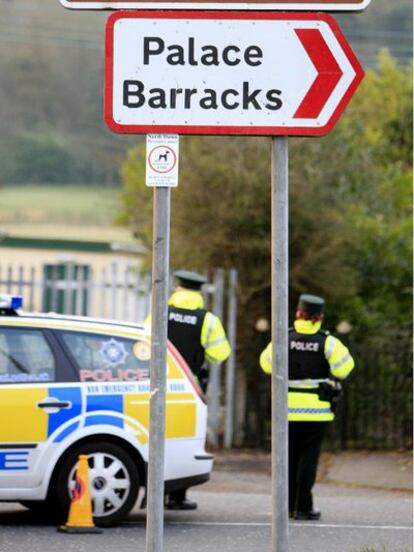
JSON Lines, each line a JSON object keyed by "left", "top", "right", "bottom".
{"left": 260, "top": 294, "right": 355, "bottom": 520}
{"left": 166, "top": 269, "right": 231, "bottom": 510}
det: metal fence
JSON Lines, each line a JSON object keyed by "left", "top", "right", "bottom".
{"left": 0, "top": 262, "right": 152, "bottom": 323}
{"left": 327, "top": 325, "right": 413, "bottom": 450}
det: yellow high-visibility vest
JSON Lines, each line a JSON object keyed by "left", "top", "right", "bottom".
{"left": 145, "top": 288, "right": 231, "bottom": 364}
{"left": 260, "top": 319, "right": 354, "bottom": 421}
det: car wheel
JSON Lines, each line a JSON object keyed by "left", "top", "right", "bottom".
{"left": 54, "top": 441, "right": 140, "bottom": 527}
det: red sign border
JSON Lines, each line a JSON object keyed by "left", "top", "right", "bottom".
{"left": 104, "top": 10, "right": 364, "bottom": 137}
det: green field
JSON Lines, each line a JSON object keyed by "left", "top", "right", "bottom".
{"left": 0, "top": 185, "right": 133, "bottom": 242}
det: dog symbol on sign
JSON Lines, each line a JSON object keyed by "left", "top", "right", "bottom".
{"left": 157, "top": 150, "right": 170, "bottom": 162}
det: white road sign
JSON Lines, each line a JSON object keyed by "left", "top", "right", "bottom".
{"left": 146, "top": 134, "right": 179, "bottom": 187}
{"left": 105, "top": 11, "right": 363, "bottom": 137}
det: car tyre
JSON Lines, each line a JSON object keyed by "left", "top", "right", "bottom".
{"left": 54, "top": 441, "right": 140, "bottom": 527}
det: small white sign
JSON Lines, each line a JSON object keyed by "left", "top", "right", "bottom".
{"left": 146, "top": 134, "right": 179, "bottom": 187}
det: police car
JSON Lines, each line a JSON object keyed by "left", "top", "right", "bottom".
{"left": 0, "top": 295, "right": 212, "bottom": 526}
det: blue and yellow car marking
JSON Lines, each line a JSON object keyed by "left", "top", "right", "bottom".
{"left": 0, "top": 387, "right": 48, "bottom": 442}
{"left": 0, "top": 451, "right": 29, "bottom": 470}
{"left": 48, "top": 387, "right": 82, "bottom": 441}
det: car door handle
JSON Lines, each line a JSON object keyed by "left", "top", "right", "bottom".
{"left": 37, "top": 399, "right": 72, "bottom": 410}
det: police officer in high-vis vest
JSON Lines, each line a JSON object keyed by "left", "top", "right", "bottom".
{"left": 260, "top": 294, "right": 355, "bottom": 520}
{"left": 166, "top": 270, "right": 231, "bottom": 510}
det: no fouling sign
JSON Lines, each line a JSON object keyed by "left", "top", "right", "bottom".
{"left": 105, "top": 11, "right": 363, "bottom": 136}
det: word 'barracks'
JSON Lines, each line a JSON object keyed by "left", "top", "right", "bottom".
{"left": 123, "top": 81, "right": 282, "bottom": 111}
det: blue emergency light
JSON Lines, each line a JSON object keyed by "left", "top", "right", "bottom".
{"left": 0, "top": 295, "right": 23, "bottom": 310}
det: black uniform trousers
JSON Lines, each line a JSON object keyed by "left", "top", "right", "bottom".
{"left": 288, "top": 421, "right": 328, "bottom": 513}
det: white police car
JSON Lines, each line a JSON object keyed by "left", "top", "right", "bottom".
{"left": 0, "top": 295, "right": 212, "bottom": 526}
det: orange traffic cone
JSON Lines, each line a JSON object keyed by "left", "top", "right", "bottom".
{"left": 58, "top": 454, "right": 102, "bottom": 534}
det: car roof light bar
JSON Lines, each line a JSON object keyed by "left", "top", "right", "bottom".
{"left": 0, "top": 295, "right": 23, "bottom": 311}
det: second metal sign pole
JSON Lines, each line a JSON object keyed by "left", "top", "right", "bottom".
{"left": 146, "top": 185, "right": 171, "bottom": 552}
{"left": 271, "top": 136, "right": 289, "bottom": 552}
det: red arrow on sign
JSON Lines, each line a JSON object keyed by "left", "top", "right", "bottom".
{"left": 294, "top": 29, "right": 343, "bottom": 119}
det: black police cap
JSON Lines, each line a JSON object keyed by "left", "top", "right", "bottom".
{"left": 174, "top": 270, "right": 208, "bottom": 291}
{"left": 298, "top": 294, "right": 325, "bottom": 315}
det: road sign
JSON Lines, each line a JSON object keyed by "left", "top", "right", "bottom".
{"left": 104, "top": 11, "right": 364, "bottom": 137}
{"left": 146, "top": 134, "right": 179, "bottom": 187}
{"left": 60, "top": 0, "right": 372, "bottom": 12}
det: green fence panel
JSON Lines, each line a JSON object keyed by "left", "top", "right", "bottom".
{"left": 42, "top": 263, "right": 90, "bottom": 315}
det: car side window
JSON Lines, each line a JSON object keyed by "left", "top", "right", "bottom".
{"left": 0, "top": 328, "right": 56, "bottom": 383}
{"left": 60, "top": 331, "right": 150, "bottom": 383}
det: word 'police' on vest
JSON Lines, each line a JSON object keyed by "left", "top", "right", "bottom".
{"left": 169, "top": 311, "right": 198, "bottom": 325}
{"left": 290, "top": 341, "right": 320, "bottom": 352}
{"left": 123, "top": 37, "right": 283, "bottom": 112}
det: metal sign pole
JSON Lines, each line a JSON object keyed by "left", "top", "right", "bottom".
{"left": 146, "top": 185, "right": 171, "bottom": 552}
{"left": 224, "top": 269, "right": 238, "bottom": 448}
{"left": 208, "top": 269, "right": 224, "bottom": 447}
{"left": 271, "top": 136, "right": 289, "bottom": 552}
